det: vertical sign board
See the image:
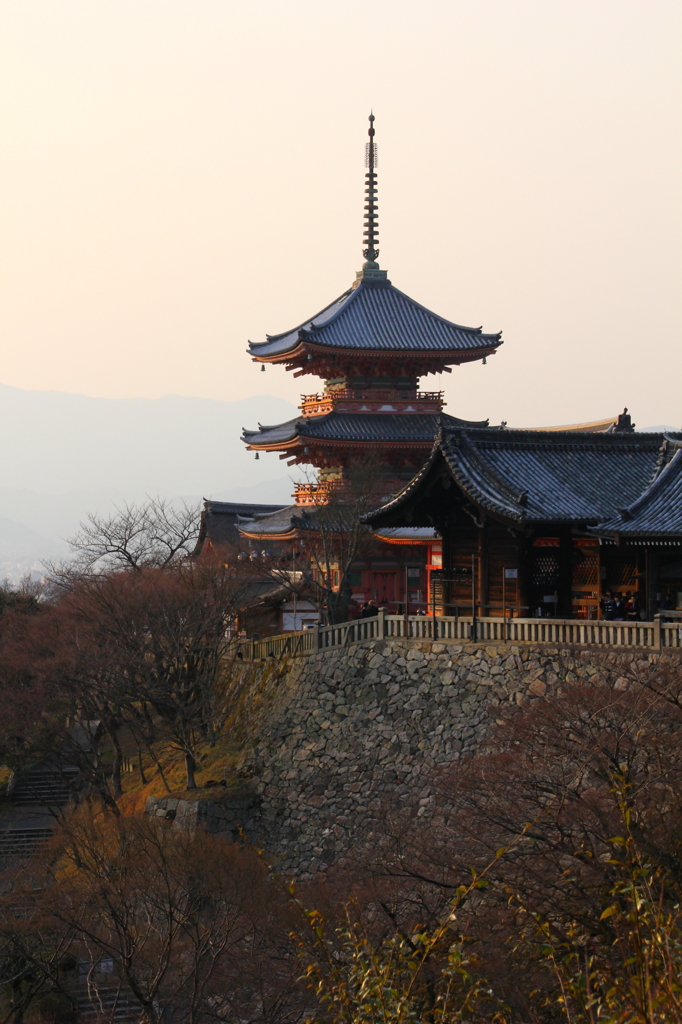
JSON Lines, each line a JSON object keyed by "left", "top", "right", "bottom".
{"left": 502, "top": 568, "right": 518, "bottom": 621}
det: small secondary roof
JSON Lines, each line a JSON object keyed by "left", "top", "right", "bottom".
{"left": 593, "top": 444, "right": 682, "bottom": 539}
{"left": 193, "top": 500, "right": 288, "bottom": 553}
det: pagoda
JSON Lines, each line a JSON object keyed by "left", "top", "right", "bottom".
{"left": 243, "top": 115, "right": 502, "bottom": 504}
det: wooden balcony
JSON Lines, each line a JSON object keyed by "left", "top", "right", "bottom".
{"left": 299, "top": 389, "right": 445, "bottom": 416}
{"left": 293, "top": 480, "right": 344, "bottom": 505}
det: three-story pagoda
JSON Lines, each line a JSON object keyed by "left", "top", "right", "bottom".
{"left": 243, "top": 115, "right": 502, "bottom": 504}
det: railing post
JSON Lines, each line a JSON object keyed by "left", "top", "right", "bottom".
{"left": 654, "top": 614, "right": 662, "bottom": 651}
{"left": 377, "top": 607, "right": 386, "bottom": 639}
{"left": 313, "top": 624, "right": 320, "bottom": 653}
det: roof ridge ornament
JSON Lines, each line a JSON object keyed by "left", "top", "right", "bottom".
{"left": 363, "top": 113, "right": 380, "bottom": 268}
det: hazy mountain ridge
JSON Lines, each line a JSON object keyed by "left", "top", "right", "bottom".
{"left": 0, "top": 383, "right": 297, "bottom": 580}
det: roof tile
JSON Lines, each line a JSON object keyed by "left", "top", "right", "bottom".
{"left": 594, "top": 445, "right": 682, "bottom": 536}
{"left": 243, "top": 412, "right": 490, "bottom": 447}
{"left": 367, "top": 426, "right": 682, "bottom": 527}
{"left": 248, "top": 278, "right": 502, "bottom": 359}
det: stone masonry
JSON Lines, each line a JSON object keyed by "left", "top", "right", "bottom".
{"left": 149, "top": 639, "right": 680, "bottom": 876}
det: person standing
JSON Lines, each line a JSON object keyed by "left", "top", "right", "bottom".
{"left": 602, "top": 591, "right": 616, "bottom": 620}
{"left": 626, "top": 592, "right": 640, "bottom": 621}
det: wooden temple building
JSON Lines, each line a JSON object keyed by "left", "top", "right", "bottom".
{"left": 365, "top": 417, "right": 682, "bottom": 619}
{"left": 196, "top": 115, "right": 682, "bottom": 626}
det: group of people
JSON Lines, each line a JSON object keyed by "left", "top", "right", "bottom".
{"left": 358, "top": 600, "right": 379, "bottom": 618}
{"left": 600, "top": 591, "right": 642, "bottom": 621}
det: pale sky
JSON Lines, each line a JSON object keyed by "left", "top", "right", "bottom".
{"left": 0, "top": 0, "right": 680, "bottom": 428}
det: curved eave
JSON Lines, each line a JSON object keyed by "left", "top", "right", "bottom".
{"left": 251, "top": 338, "right": 502, "bottom": 368}
{"left": 248, "top": 287, "right": 355, "bottom": 358}
{"left": 244, "top": 434, "right": 435, "bottom": 453}
{"left": 364, "top": 441, "right": 444, "bottom": 525}
{"left": 238, "top": 527, "right": 303, "bottom": 541}
{"left": 365, "top": 437, "right": 527, "bottom": 529}
{"left": 440, "top": 450, "right": 525, "bottom": 524}
{"left": 596, "top": 530, "right": 682, "bottom": 542}
{"left": 374, "top": 532, "right": 440, "bottom": 545}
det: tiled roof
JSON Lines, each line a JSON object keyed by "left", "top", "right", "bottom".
{"left": 237, "top": 504, "right": 315, "bottom": 538}
{"left": 374, "top": 526, "right": 440, "bottom": 541}
{"left": 206, "top": 500, "right": 286, "bottom": 516}
{"left": 593, "top": 444, "right": 682, "bottom": 537}
{"left": 242, "top": 412, "right": 490, "bottom": 448}
{"left": 242, "top": 418, "right": 302, "bottom": 447}
{"left": 193, "top": 500, "right": 288, "bottom": 552}
{"left": 366, "top": 426, "right": 682, "bottom": 528}
{"left": 248, "top": 277, "right": 502, "bottom": 359}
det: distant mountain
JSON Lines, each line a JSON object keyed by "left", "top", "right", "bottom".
{"left": 0, "top": 514, "right": 58, "bottom": 559}
{"left": 0, "top": 382, "right": 296, "bottom": 494}
{"left": 0, "top": 383, "right": 297, "bottom": 579}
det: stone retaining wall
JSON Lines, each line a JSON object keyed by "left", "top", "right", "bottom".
{"left": 146, "top": 792, "right": 257, "bottom": 838}
{"left": 153, "top": 639, "right": 681, "bottom": 876}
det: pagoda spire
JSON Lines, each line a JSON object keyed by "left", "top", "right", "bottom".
{"left": 362, "top": 113, "right": 380, "bottom": 267}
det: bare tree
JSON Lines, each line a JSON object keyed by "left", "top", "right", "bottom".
{"left": 0, "top": 557, "right": 250, "bottom": 797}
{"left": 346, "top": 673, "right": 682, "bottom": 1014}
{"left": 0, "top": 812, "right": 306, "bottom": 1024}
{"left": 246, "top": 456, "right": 386, "bottom": 624}
{"left": 48, "top": 497, "right": 201, "bottom": 583}
{"left": 59, "top": 561, "right": 248, "bottom": 791}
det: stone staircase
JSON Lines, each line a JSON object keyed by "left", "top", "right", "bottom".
{"left": 0, "top": 761, "right": 82, "bottom": 864}
{"left": 0, "top": 825, "right": 55, "bottom": 860}
{"left": 10, "top": 762, "right": 81, "bottom": 807}
{"left": 76, "top": 986, "right": 143, "bottom": 1023}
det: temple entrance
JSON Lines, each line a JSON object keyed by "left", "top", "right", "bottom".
{"left": 528, "top": 539, "right": 561, "bottom": 617}
{"left": 660, "top": 557, "right": 682, "bottom": 610}
{"left": 372, "top": 571, "right": 396, "bottom": 607}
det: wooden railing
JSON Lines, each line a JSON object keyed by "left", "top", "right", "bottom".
{"left": 300, "top": 389, "right": 444, "bottom": 405}
{"left": 294, "top": 480, "right": 344, "bottom": 506}
{"left": 234, "top": 630, "right": 317, "bottom": 662}
{"left": 663, "top": 622, "right": 682, "bottom": 648}
{"left": 235, "top": 612, "right": 682, "bottom": 661}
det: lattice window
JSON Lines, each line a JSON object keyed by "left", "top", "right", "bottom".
{"left": 573, "top": 552, "right": 598, "bottom": 587}
{"left": 607, "top": 554, "right": 638, "bottom": 589}
{"left": 532, "top": 554, "right": 560, "bottom": 588}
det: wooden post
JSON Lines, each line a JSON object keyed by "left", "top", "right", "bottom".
{"left": 378, "top": 607, "right": 386, "bottom": 639}
{"left": 646, "top": 547, "right": 659, "bottom": 621}
{"left": 558, "top": 530, "right": 573, "bottom": 618}
{"left": 478, "top": 527, "right": 488, "bottom": 620}
{"left": 441, "top": 520, "right": 452, "bottom": 623}
{"left": 431, "top": 573, "right": 436, "bottom": 639}
{"left": 654, "top": 613, "right": 662, "bottom": 651}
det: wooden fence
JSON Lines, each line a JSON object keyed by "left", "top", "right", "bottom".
{"left": 235, "top": 611, "right": 682, "bottom": 661}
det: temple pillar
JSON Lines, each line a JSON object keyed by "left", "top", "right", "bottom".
{"left": 557, "top": 530, "right": 573, "bottom": 618}
{"left": 645, "top": 547, "right": 660, "bottom": 618}
{"left": 478, "top": 526, "right": 488, "bottom": 618}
